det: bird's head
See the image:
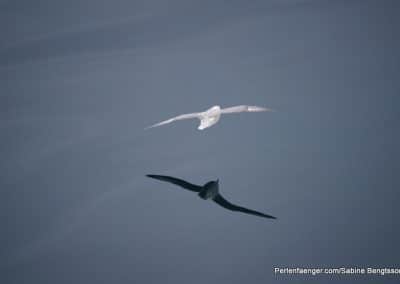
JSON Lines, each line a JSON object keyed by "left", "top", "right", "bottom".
{"left": 204, "top": 179, "right": 219, "bottom": 190}
{"left": 205, "top": 105, "right": 221, "bottom": 112}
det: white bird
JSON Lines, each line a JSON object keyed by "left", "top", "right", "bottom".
{"left": 146, "top": 105, "right": 274, "bottom": 130}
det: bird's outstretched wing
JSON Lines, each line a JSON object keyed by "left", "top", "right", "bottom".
{"left": 146, "top": 175, "right": 202, "bottom": 192}
{"left": 212, "top": 194, "right": 276, "bottom": 219}
{"left": 145, "top": 112, "right": 201, "bottom": 129}
{"left": 220, "top": 105, "right": 274, "bottom": 114}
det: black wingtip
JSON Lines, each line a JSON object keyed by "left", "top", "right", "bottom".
{"left": 146, "top": 174, "right": 160, "bottom": 180}
{"left": 261, "top": 214, "right": 277, "bottom": 220}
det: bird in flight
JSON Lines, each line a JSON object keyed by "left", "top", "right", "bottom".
{"left": 146, "top": 105, "right": 274, "bottom": 130}
{"left": 146, "top": 174, "right": 276, "bottom": 219}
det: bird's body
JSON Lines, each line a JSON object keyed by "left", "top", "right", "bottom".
{"left": 146, "top": 174, "right": 276, "bottom": 219}
{"left": 198, "top": 180, "right": 219, "bottom": 200}
{"left": 197, "top": 105, "right": 222, "bottom": 130}
{"left": 146, "top": 105, "right": 273, "bottom": 130}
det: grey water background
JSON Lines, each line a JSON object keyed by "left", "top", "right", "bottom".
{"left": 1, "top": 0, "right": 399, "bottom": 283}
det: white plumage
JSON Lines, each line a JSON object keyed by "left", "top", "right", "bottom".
{"left": 146, "top": 105, "right": 274, "bottom": 130}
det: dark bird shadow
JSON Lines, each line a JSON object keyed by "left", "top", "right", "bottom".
{"left": 146, "top": 174, "right": 276, "bottom": 220}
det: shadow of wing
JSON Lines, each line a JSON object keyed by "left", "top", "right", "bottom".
{"left": 146, "top": 174, "right": 202, "bottom": 192}
{"left": 213, "top": 194, "right": 276, "bottom": 219}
